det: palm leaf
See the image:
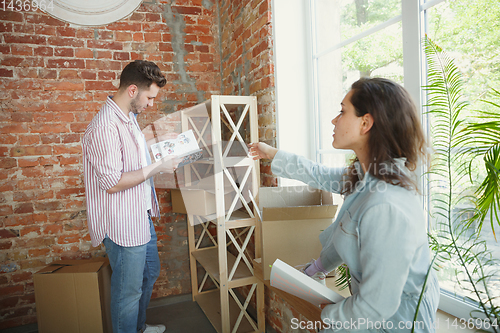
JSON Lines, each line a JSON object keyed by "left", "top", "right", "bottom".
{"left": 416, "top": 36, "right": 500, "bottom": 331}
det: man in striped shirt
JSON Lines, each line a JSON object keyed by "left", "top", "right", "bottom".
{"left": 82, "top": 60, "right": 178, "bottom": 333}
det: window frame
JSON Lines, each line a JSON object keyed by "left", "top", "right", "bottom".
{"left": 306, "top": 0, "right": 493, "bottom": 326}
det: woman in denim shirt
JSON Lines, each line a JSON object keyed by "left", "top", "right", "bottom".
{"left": 249, "top": 78, "right": 439, "bottom": 332}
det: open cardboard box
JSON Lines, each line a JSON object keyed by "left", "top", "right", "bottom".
{"left": 258, "top": 186, "right": 337, "bottom": 280}
{"left": 34, "top": 257, "right": 112, "bottom": 333}
{"left": 171, "top": 169, "right": 251, "bottom": 222}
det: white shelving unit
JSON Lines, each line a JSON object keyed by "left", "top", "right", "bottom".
{"left": 180, "top": 96, "right": 265, "bottom": 333}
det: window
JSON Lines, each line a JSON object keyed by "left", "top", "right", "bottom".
{"left": 307, "top": 0, "right": 499, "bottom": 324}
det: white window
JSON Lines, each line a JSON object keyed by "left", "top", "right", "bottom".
{"left": 274, "top": 0, "right": 499, "bottom": 326}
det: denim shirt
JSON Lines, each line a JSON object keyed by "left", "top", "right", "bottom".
{"left": 272, "top": 151, "right": 439, "bottom": 332}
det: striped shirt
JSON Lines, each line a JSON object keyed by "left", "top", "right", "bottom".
{"left": 82, "top": 97, "right": 160, "bottom": 247}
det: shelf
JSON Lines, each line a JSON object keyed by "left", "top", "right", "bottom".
{"left": 195, "top": 289, "right": 255, "bottom": 333}
{"left": 184, "top": 95, "right": 263, "bottom": 333}
{"left": 192, "top": 156, "right": 255, "bottom": 168}
{"left": 192, "top": 247, "right": 254, "bottom": 285}
{"left": 201, "top": 210, "right": 256, "bottom": 227}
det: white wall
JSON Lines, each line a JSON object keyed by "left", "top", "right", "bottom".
{"left": 272, "top": 0, "right": 314, "bottom": 161}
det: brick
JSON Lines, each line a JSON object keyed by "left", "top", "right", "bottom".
{"left": 0, "top": 10, "right": 24, "bottom": 22}
{"left": 44, "top": 81, "right": 84, "bottom": 91}
{"left": 106, "top": 21, "right": 142, "bottom": 31}
{"left": 76, "top": 28, "right": 93, "bottom": 39}
{"left": 0, "top": 204, "right": 14, "bottom": 216}
{"left": 11, "top": 45, "right": 33, "bottom": 56}
{"left": 25, "top": 13, "right": 66, "bottom": 26}
{"left": 4, "top": 35, "right": 46, "bottom": 45}
{"left": 0, "top": 69, "right": 14, "bottom": 77}
{"left": 133, "top": 32, "right": 144, "bottom": 41}
{"left": 38, "top": 156, "right": 58, "bottom": 166}
{"left": 198, "top": 35, "right": 214, "bottom": 44}
{"left": 47, "top": 36, "right": 84, "bottom": 48}
{"left": 0, "top": 240, "right": 13, "bottom": 250}
{"left": 80, "top": 70, "right": 96, "bottom": 80}
{"left": 52, "top": 144, "right": 81, "bottom": 154}
{"left": 43, "top": 224, "right": 63, "bottom": 234}
{"left": 115, "top": 31, "right": 132, "bottom": 41}
{"left": 145, "top": 13, "right": 162, "bottom": 22}
{"left": 56, "top": 26, "right": 76, "bottom": 37}
{"left": 96, "top": 50, "right": 112, "bottom": 59}
{"left": 11, "top": 145, "right": 52, "bottom": 157}
{"left": 57, "top": 234, "right": 80, "bottom": 244}
{"left": 58, "top": 69, "right": 79, "bottom": 79}
{"left": 0, "top": 285, "right": 24, "bottom": 297}
{"left": 35, "top": 25, "right": 56, "bottom": 36}
{"left": 85, "top": 60, "right": 121, "bottom": 71}
{"left": 195, "top": 45, "right": 209, "bottom": 53}
{"left": 55, "top": 188, "right": 84, "bottom": 198}
{"left": 34, "top": 46, "right": 53, "bottom": 56}
{"left": 11, "top": 112, "right": 33, "bottom": 122}
{"left": 61, "top": 134, "right": 81, "bottom": 143}
{"left": 87, "top": 39, "right": 124, "bottom": 50}
{"left": 113, "top": 52, "right": 130, "bottom": 61}
{"left": 185, "top": 25, "right": 210, "bottom": 34}
{"left": 18, "top": 134, "right": 40, "bottom": 145}
{"left": 38, "top": 68, "right": 57, "bottom": 79}
{"left": 75, "top": 48, "right": 94, "bottom": 58}
{"left": 129, "top": 12, "right": 145, "bottom": 21}
{"left": 85, "top": 80, "right": 117, "bottom": 91}
{"left": 144, "top": 32, "right": 161, "bottom": 42}
{"left": 14, "top": 202, "right": 34, "bottom": 214}
{"left": 54, "top": 48, "right": 74, "bottom": 57}
{"left": 13, "top": 23, "right": 35, "bottom": 34}
{"left": 96, "top": 29, "right": 114, "bottom": 39}
{"left": 0, "top": 135, "right": 17, "bottom": 145}
{"left": 47, "top": 58, "right": 85, "bottom": 69}
{"left": 1, "top": 56, "right": 23, "bottom": 67}
{"left": 21, "top": 166, "right": 45, "bottom": 178}
{"left": 0, "top": 123, "right": 29, "bottom": 134}
{"left": 98, "top": 71, "right": 116, "bottom": 80}
{"left": 29, "top": 123, "right": 69, "bottom": 133}
{"left": 16, "top": 68, "right": 38, "bottom": 79}
{"left": 0, "top": 229, "right": 18, "bottom": 239}
{"left": 58, "top": 156, "right": 80, "bottom": 166}
{"left": 17, "top": 158, "right": 39, "bottom": 167}
{"left": 172, "top": 6, "right": 202, "bottom": 15}
{"left": 0, "top": 22, "right": 13, "bottom": 34}
{"left": 20, "top": 226, "right": 41, "bottom": 237}
{"left": 13, "top": 190, "right": 54, "bottom": 202}
{"left": 28, "top": 248, "right": 50, "bottom": 257}
{"left": 34, "top": 200, "right": 63, "bottom": 212}
{"left": 0, "top": 45, "right": 11, "bottom": 54}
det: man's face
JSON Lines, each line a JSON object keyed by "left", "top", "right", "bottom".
{"left": 130, "top": 83, "right": 160, "bottom": 115}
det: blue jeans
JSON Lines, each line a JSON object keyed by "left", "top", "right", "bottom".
{"left": 103, "top": 216, "right": 161, "bottom": 333}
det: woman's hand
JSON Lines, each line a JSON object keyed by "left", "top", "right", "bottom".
{"left": 248, "top": 142, "right": 279, "bottom": 160}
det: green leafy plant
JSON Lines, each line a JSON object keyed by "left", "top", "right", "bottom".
{"left": 458, "top": 89, "right": 500, "bottom": 238}
{"left": 411, "top": 35, "right": 500, "bottom": 332}
{"left": 334, "top": 263, "right": 352, "bottom": 294}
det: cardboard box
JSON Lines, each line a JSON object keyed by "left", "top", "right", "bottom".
{"left": 259, "top": 186, "right": 337, "bottom": 280}
{"left": 171, "top": 172, "right": 251, "bottom": 220}
{"left": 34, "top": 257, "right": 112, "bottom": 333}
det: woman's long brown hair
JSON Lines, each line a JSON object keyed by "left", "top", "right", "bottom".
{"left": 341, "top": 77, "right": 428, "bottom": 195}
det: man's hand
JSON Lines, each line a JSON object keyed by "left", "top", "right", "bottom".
{"left": 144, "top": 155, "right": 181, "bottom": 179}
{"left": 248, "top": 142, "right": 279, "bottom": 160}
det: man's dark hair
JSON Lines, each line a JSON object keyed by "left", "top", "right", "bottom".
{"left": 118, "top": 60, "right": 166, "bottom": 90}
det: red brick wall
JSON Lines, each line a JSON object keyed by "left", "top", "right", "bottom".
{"left": 0, "top": 1, "right": 220, "bottom": 328}
{"left": 217, "top": 0, "right": 276, "bottom": 187}
{"left": 0, "top": 0, "right": 290, "bottom": 329}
